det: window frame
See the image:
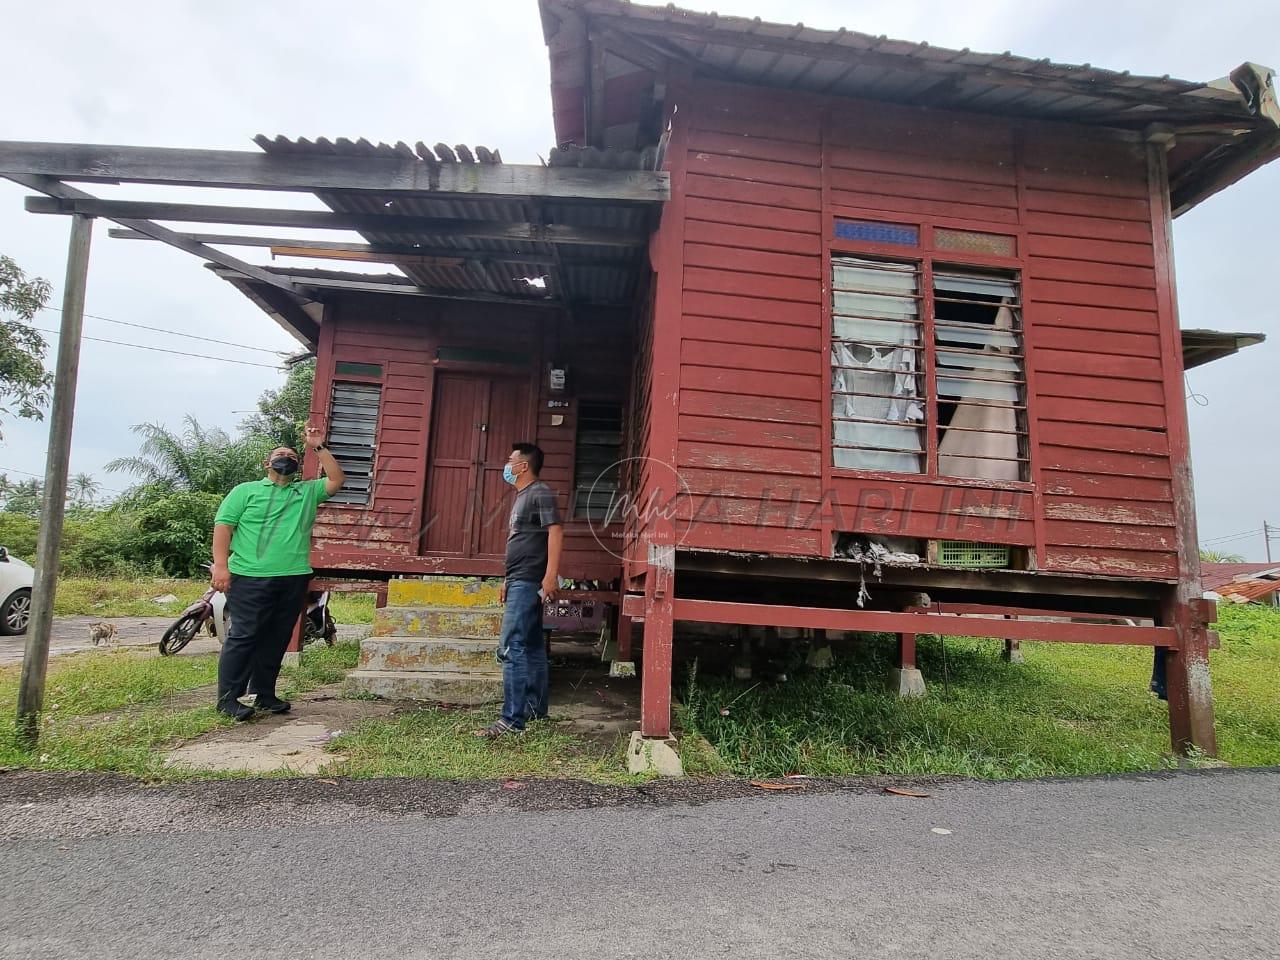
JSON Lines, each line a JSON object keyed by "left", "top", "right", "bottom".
{"left": 324, "top": 377, "right": 384, "bottom": 508}
{"left": 825, "top": 212, "right": 1034, "bottom": 491}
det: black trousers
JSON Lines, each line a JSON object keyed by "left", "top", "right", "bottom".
{"left": 217, "top": 573, "right": 311, "bottom": 708}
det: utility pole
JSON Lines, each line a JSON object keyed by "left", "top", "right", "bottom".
{"left": 1266, "top": 521, "right": 1273, "bottom": 564}
{"left": 16, "top": 213, "right": 93, "bottom": 747}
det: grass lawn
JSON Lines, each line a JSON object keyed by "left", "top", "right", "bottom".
{"left": 4, "top": 591, "right": 1278, "bottom": 784}
{"left": 54, "top": 576, "right": 377, "bottom": 623}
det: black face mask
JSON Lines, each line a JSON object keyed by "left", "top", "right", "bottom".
{"left": 270, "top": 457, "right": 299, "bottom": 477}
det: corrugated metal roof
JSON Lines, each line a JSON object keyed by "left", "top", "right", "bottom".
{"left": 1202, "top": 562, "right": 1280, "bottom": 593}
{"left": 1218, "top": 576, "right": 1280, "bottom": 604}
{"left": 253, "top": 135, "right": 653, "bottom": 306}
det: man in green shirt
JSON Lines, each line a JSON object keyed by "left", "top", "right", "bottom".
{"left": 211, "top": 425, "right": 345, "bottom": 721}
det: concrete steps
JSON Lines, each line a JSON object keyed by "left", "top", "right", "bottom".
{"left": 347, "top": 576, "right": 506, "bottom": 705}
{"left": 345, "top": 669, "right": 502, "bottom": 705}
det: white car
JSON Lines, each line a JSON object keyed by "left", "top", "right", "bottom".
{"left": 0, "top": 547, "right": 34, "bottom": 635}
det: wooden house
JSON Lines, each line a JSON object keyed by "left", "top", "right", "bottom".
{"left": 4, "top": 0, "right": 1275, "bottom": 756}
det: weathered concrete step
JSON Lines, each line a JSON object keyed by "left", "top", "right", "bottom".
{"left": 358, "top": 637, "right": 501, "bottom": 674}
{"left": 388, "top": 576, "right": 503, "bottom": 609}
{"left": 373, "top": 606, "right": 503, "bottom": 640}
{"left": 346, "top": 669, "right": 502, "bottom": 705}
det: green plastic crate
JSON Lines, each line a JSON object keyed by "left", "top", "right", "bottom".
{"left": 936, "top": 540, "right": 1010, "bottom": 569}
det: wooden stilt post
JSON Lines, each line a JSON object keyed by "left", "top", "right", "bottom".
{"left": 897, "top": 631, "right": 917, "bottom": 671}
{"left": 640, "top": 543, "right": 674, "bottom": 738}
{"left": 1147, "top": 129, "right": 1217, "bottom": 756}
{"left": 16, "top": 213, "right": 94, "bottom": 747}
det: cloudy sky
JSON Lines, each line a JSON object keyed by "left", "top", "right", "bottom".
{"left": 0, "top": 0, "right": 1275, "bottom": 560}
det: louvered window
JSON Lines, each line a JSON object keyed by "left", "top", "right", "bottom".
{"left": 326, "top": 381, "right": 381, "bottom": 505}
{"left": 573, "top": 402, "right": 624, "bottom": 520}
{"left": 830, "top": 252, "right": 1028, "bottom": 482}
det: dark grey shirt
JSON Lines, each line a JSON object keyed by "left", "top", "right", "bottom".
{"left": 505, "top": 480, "right": 562, "bottom": 583}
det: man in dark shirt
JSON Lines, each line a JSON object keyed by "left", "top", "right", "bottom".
{"left": 476, "top": 441, "right": 563, "bottom": 738}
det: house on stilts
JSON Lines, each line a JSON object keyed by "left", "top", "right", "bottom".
{"left": 3, "top": 0, "right": 1275, "bottom": 758}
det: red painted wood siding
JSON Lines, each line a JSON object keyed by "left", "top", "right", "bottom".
{"left": 660, "top": 81, "right": 1179, "bottom": 579}
{"left": 309, "top": 295, "right": 629, "bottom": 582}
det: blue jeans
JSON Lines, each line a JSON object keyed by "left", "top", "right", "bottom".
{"left": 498, "top": 579, "right": 547, "bottom": 730}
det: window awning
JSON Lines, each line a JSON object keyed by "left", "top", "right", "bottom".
{"left": 1181, "top": 329, "right": 1266, "bottom": 369}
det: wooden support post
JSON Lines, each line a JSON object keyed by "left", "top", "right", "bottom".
{"left": 640, "top": 544, "right": 675, "bottom": 738}
{"left": 897, "top": 631, "right": 917, "bottom": 670}
{"left": 616, "top": 604, "right": 634, "bottom": 661}
{"left": 1002, "top": 639, "right": 1025, "bottom": 664}
{"left": 16, "top": 214, "right": 93, "bottom": 747}
{"left": 1147, "top": 132, "right": 1217, "bottom": 756}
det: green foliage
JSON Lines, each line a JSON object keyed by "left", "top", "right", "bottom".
{"left": 0, "top": 512, "right": 38, "bottom": 556}
{"left": 0, "top": 254, "right": 54, "bottom": 434}
{"left": 59, "top": 510, "right": 147, "bottom": 577}
{"left": 107, "top": 415, "right": 272, "bottom": 503}
{"left": 1201, "top": 549, "right": 1246, "bottom": 563}
{"left": 241, "top": 358, "right": 315, "bottom": 451}
{"left": 132, "top": 491, "right": 224, "bottom": 576}
{"left": 0, "top": 476, "right": 43, "bottom": 516}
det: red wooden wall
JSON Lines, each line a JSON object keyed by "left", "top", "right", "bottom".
{"left": 306, "top": 294, "right": 630, "bottom": 581}
{"left": 656, "top": 79, "right": 1181, "bottom": 580}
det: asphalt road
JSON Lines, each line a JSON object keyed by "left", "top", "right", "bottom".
{"left": 1, "top": 768, "right": 1277, "bottom": 959}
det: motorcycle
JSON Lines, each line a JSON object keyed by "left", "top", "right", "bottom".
{"left": 159, "top": 572, "right": 336, "bottom": 656}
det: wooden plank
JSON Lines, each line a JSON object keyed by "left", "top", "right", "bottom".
{"left": 683, "top": 218, "right": 821, "bottom": 255}
{"left": 1044, "top": 496, "right": 1175, "bottom": 526}
{"left": 1028, "top": 256, "right": 1156, "bottom": 290}
{"left": 1024, "top": 278, "right": 1158, "bottom": 312}
{"left": 677, "top": 439, "right": 820, "bottom": 475}
{"left": 670, "top": 598, "right": 1176, "bottom": 646}
{"left": 683, "top": 266, "right": 819, "bottom": 304}
{"left": 682, "top": 339, "right": 818, "bottom": 376}
{"left": 681, "top": 364, "right": 820, "bottom": 400}
{"left": 1042, "top": 470, "right": 1173, "bottom": 503}
{"left": 1023, "top": 210, "right": 1153, "bottom": 244}
{"left": 1040, "top": 445, "right": 1171, "bottom": 479}
{"left": 679, "top": 413, "right": 822, "bottom": 449}
{"left": 1042, "top": 545, "right": 1178, "bottom": 579}
{"left": 828, "top": 167, "right": 1018, "bottom": 209}
{"left": 1036, "top": 373, "right": 1166, "bottom": 406}
{"left": 1032, "top": 348, "right": 1163, "bottom": 381}
{"left": 25, "top": 195, "right": 646, "bottom": 247}
{"left": 827, "top": 143, "right": 1017, "bottom": 186}
{"left": 678, "top": 467, "right": 823, "bottom": 501}
{"left": 680, "top": 523, "right": 821, "bottom": 556}
{"left": 1027, "top": 325, "right": 1160, "bottom": 358}
{"left": 0, "top": 140, "right": 671, "bottom": 202}
{"left": 1025, "top": 233, "right": 1154, "bottom": 268}
{"left": 684, "top": 172, "right": 821, "bottom": 211}
{"left": 683, "top": 242, "right": 820, "bottom": 280}
{"left": 680, "top": 388, "right": 820, "bottom": 425}
{"left": 826, "top": 477, "right": 1035, "bottom": 519}
{"left": 829, "top": 190, "right": 1020, "bottom": 226}
{"left": 684, "top": 196, "right": 820, "bottom": 234}
{"left": 686, "top": 128, "right": 823, "bottom": 166}
{"left": 684, "top": 315, "right": 821, "bottom": 350}
{"left": 1046, "top": 520, "right": 1175, "bottom": 551}
{"left": 681, "top": 290, "right": 819, "bottom": 326}
{"left": 686, "top": 150, "right": 822, "bottom": 189}
{"left": 1035, "top": 396, "right": 1166, "bottom": 429}
{"left": 1037, "top": 421, "right": 1169, "bottom": 456}
{"left": 1023, "top": 188, "right": 1150, "bottom": 221}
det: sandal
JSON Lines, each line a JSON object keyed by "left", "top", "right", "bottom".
{"left": 473, "top": 720, "right": 522, "bottom": 739}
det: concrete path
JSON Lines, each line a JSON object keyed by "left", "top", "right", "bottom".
{"left": 0, "top": 767, "right": 1276, "bottom": 959}
{"left": 0, "top": 617, "right": 368, "bottom": 665}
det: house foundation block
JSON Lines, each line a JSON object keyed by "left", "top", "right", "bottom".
{"left": 609, "top": 661, "right": 636, "bottom": 678}
{"left": 1002, "top": 640, "right": 1026, "bottom": 664}
{"left": 626, "top": 731, "right": 684, "bottom": 777}
{"left": 889, "top": 667, "right": 927, "bottom": 698}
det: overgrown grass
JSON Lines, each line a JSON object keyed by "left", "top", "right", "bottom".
{"left": 677, "top": 604, "right": 1280, "bottom": 779}
{"left": 52, "top": 577, "right": 378, "bottom": 623}
{"left": 328, "top": 711, "right": 637, "bottom": 784}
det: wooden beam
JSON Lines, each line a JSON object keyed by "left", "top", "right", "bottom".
{"left": 210, "top": 266, "right": 564, "bottom": 308}
{"left": 268, "top": 246, "right": 465, "bottom": 269}
{"left": 1170, "top": 127, "right": 1280, "bottom": 216}
{"left": 10, "top": 176, "right": 308, "bottom": 307}
{"left": 671, "top": 598, "right": 1177, "bottom": 646}
{"left": 28, "top": 195, "right": 646, "bottom": 247}
{"left": 0, "top": 140, "right": 670, "bottom": 202}
{"left": 107, "top": 229, "right": 560, "bottom": 265}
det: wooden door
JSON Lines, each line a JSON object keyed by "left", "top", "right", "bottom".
{"left": 421, "top": 372, "right": 530, "bottom": 559}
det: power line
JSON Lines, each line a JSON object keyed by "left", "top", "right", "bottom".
{"left": 1201, "top": 528, "right": 1263, "bottom": 545}
{"left": 34, "top": 327, "right": 283, "bottom": 370}
{"left": 0, "top": 465, "right": 126, "bottom": 495}
{"left": 40, "top": 305, "right": 291, "bottom": 356}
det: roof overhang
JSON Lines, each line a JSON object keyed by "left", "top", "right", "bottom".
{"left": 1180, "top": 329, "right": 1266, "bottom": 369}
{"left": 540, "top": 0, "right": 1280, "bottom": 213}
{"left": 0, "top": 137, "right": 671, "bottom": 348}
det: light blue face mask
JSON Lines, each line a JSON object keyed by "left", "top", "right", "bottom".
{"left": 502, "top": 463, "right": 518, "bottom": 486}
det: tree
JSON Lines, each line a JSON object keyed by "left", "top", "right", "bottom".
{"left": 2, "top": 477, "right": 43, "bottom": 517}
{"left": 241, "top": 357, "right": 315, "bottom": 451}
{"left": 68, "top": 472, "right": 100, "bottom": 510}
{"left": 106, "top": 415, "right": 272, "bottom": 501}
{"left": 0, "top": 255, "right": 54, "bottom": 436}
{"left": 1200, "top": 549, "right": 1245, "bottom": 563}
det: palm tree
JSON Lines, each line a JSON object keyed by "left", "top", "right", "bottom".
{"left": 68, "top": 472, "right": 99, "bottom": 508}
{"left": 1200, "top": 549, "right": 1245, "bottom": 564}
{"left": 106, "top": 416, "right": 273, "bottom": 500}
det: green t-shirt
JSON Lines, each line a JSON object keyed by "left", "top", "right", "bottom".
{"left": 214, "top": 477, "right": 330, "bottom": 578}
